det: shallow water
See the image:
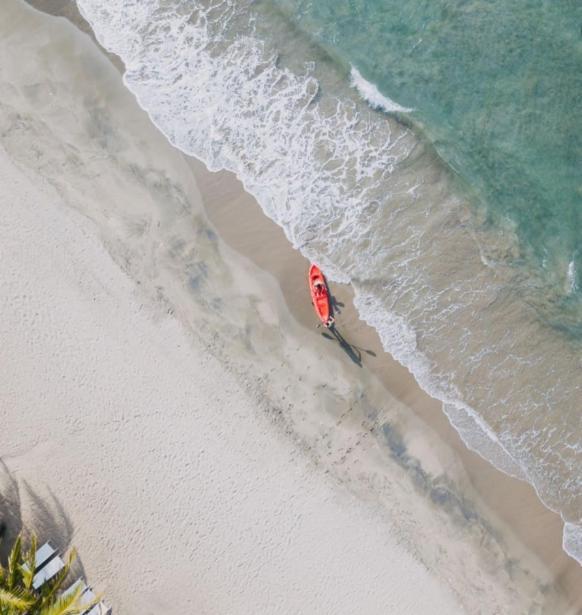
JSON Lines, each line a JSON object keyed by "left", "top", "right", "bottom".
{"left": 75, "top": 0, "right": 582, "bottom": 564}
{"left": 272, "top": 0, "right": 582, "bottom": 310}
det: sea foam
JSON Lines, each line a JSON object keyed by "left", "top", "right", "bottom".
{"left": 76, "top": 0, "right": 582, "bottom": 565}
{"left": 350, "top": 66, "right": 413, "bottom": 113}
{"left": 564, "top": 522, "right": 582, "bottom": 566}
{"left": 567, "top": 260, "right": 578, "bottom": 294}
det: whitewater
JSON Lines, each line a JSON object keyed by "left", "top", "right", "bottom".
{"left": 75, "top": 0, "right": 582, "bottom": 564}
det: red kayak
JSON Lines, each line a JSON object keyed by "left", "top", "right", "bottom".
{"left": 309, "top": 264, "right": 334, "bottom": 328}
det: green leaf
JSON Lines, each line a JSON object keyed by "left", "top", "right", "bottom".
{"left": 0, "top": 586, "right": 34, "bottom": 611}
{"left": 39, "top": 549, "right": 76, "bottom": 605}
{"left": 7, "top": 535, "right": 22, "bottom": 590}
{"left": 39, "top": 583, "right": 100, "bottom": 615}
{"left": 22, "top": 534, "right": 37, "bottom": 592}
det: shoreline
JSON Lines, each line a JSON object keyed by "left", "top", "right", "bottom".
{"left": 6, "top": 0, "right": 582, "bottom": 611}
{"left": 24, "top": 4, "right": 582, "bottom": 581}
{"left": 192, "top": 159, "right": 582, "bottom": 606}
{"left": 0, "top": 4, "right": 471, "bottom": 612}
{"left": 0, "top": 143, "right": 466, "bottom": 614}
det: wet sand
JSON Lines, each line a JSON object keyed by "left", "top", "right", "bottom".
{"left": 3, "top": 0, "right": 581, "bottom": 612}
{"left": 195, "top": 160, "right": 582, "bottom": 608}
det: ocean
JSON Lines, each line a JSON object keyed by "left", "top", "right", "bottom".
{"left": 75, "top": 0, "right": 582, "bottom": 563}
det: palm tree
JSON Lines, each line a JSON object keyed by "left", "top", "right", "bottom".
{"left": 0, "top": 533, "right": 98, "bottom": 615}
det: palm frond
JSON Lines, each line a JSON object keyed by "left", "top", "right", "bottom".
{"left": 6, "top": 535, "right": 22, "bottom": 590}
{"left": 22, "top": 535, "right": 37, "bottom": 592}
{"left": 0, "top": 586, "right": 34, "bottom": 610}
{"left": 18, "top": 563, "right": 34, "bottom": 594}
{"left": 39, "top": 549, "right": 76, "bottom": 604}
{"left": 26, "top": 535, "right": 38, "bottom": 574}
{"left": 39, "top": 583, "right": 100, "bottom": 615}
{"left": 0, "top": 532, "right": 5, "bottom": 587}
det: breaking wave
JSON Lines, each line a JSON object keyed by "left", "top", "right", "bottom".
{"left": 76, "top": 0, "right": 581, "bottom": 564}
{"left": 350, "top": 66, "right": 414, "bottom": 114}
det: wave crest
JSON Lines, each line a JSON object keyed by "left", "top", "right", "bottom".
{"left": 77, "top": 0, "right": 582, "bottom": 564}
{"left": 350, "top": 66, "right": 413, "bottom": 113}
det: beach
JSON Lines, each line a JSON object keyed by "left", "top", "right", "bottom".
{"left": 0, "top": 1, "right": 580, "bottom": 613}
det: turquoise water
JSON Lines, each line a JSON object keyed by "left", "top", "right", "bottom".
{"left": 271, "top": 0, "right": 582, "bottom": 317}
{"left": 77, "top": 0, "right": 582, "bottom": 564}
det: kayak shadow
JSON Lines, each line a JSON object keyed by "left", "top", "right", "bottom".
{"left": 321, "top": 326, "right": 376, "bottom": 367}
{"left": 314, "top": 274, "right": 375, "bottom": 366}
{"left": 330, "top": 296, "right": 344, "bottom": 315}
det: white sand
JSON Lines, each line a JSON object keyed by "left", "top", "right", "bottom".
{"left": 0, "top": 1, "right": 577, "bottom": 613}
{"left": 0, "top": 141, "right": 465, "bottom": 614}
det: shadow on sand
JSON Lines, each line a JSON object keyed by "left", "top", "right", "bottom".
{"left": 316, "top": 286, "right": 376, "bottom": 367}
{"left": 0, "top": 460, "right": 86, "bottom": 580}
{"left": 321, "top": 326, "right": 377, "bottom": 367}
{"left": 321, "top": 285, "right": 377, "bottom": 367}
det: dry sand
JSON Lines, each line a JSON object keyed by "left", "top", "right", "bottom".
{"left": 0, "top": 145, "right": 465, "bottom": 614}
{"left": 195, "top": 161, "right": 582, "bottom": 606}
{"left": 0, "top": 0, "right": 580, "bottom": 613}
